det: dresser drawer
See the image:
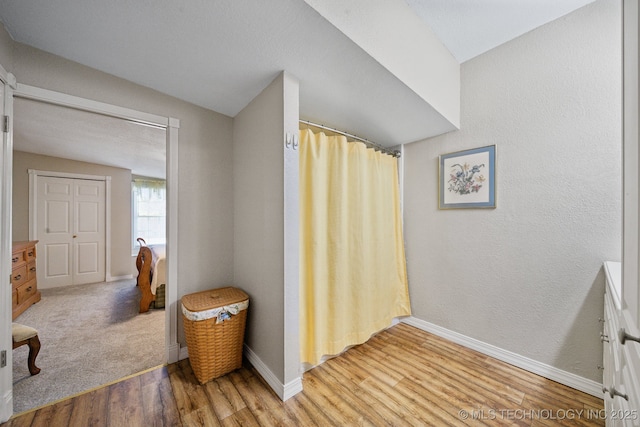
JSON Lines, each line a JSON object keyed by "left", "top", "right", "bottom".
{"left": 25, "top": 246, "right": 36, "bottom": 262}
{"left": 11, "top": 240, "right": 40, "bottom": 319}
{"left": 26, "top": 260, "right": 37, "bottom": 281}
{"left": 17, "top": 280, "right": 37, "bottom": 305}
{"left": 11, "top": 264, "right": 27, "bottom": 289}
{"left": 11, "top": 250, "right": 25, "bottom": 267}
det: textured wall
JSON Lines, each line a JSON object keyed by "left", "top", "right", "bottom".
{"left": 232, "top": 72, "right": 300, "bottom": 389}
{"left": 8, "top": 40, "right": 234, "bottom": 346}
{"left": 302, "top": 0, "right": 460, "bottom": 127}
{"left": 233, "top": 73, "right": 287, "bottom": 382}
{"left": 0, "top": 25, "right": 13, "bottom": 70}
{"left": 403, "top": 0, "right": 621, "bottom": 382}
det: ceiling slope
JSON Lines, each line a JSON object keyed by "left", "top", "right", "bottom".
{"left": 405, "top": 0, "right": 596, "bottom": 63}
{"left": 303, "top": 0, "right": 459, "bottom": 128}
{"left": 0, "top": 0, "right": 460, "bottom": 148}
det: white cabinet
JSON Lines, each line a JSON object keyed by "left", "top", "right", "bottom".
{"left": 603, "top": 262, "right": 638, "bottom": 426}
{"left": 617, "top": 0, "right": 640, "bottom": 425}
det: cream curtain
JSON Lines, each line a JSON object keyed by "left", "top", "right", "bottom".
{"left": 299, "top": 128, "right": 411, "bottom": 366}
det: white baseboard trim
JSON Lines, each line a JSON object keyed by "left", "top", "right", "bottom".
{"left": 1, "top": 389, "right": 12, "bottom": 424}
{"left": 177, "top": 344, "right": 303, "bottom": 401}
{"left": 166, "top": 342, "right": 180, "bottom": 364}
{"left": 402, "top": 317, "right": 603, "bottom": 398}
{"left": 106, "top": 274, "right": 134, "bottom": 282}
{"left": 243, "top": 345, "right": 303, "bottom": 401}
{"left": 179, "top": 345, "right": 189, "bottom": 361}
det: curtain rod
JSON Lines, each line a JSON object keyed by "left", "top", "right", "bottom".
{"left": 299, "top": 120, "right": 400, "bottom": 158}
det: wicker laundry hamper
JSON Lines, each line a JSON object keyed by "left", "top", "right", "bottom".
{"left": 181, "top": 287, "right": 249, "bottom": 384}
{"left": 153, "top": 284, "right": 165, "bottom": 308}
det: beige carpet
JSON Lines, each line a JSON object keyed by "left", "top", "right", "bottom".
{"left": 11, "top": 278, "right": 165, "bottom": 414}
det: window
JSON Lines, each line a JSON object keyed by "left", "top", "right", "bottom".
{"left": 132, "top": 178, "right": 166, "bottom": 249}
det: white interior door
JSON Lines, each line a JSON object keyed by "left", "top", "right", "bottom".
{"left": 37, "top": 176, "right": 72, "bottom": 288}
{"left": 73, "top": 179, "right": 105, "bottom": 285}
{"left": 37, "top": 176, "right": 105, "bottom": 288}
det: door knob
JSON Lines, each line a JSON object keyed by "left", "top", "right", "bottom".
{"left": 619, "top": 328, "right": 640, "bottom": 345}
{"left": 603, "top": 386, "right": 629, "bottom": 401}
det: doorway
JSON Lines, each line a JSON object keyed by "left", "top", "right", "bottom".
{"left": 6, "top": 83, "right": 180, "bottom": 415}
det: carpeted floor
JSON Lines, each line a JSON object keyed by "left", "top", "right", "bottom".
{"left": 11, "top": 278, "right": 165, "bottom": 414}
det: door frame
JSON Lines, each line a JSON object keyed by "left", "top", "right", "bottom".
{"left": 28, "top": 170, "right": 111, "bottom": 286}
{"left": 0, "top": 66, "right": 15, "bottom": 423}
{"left": 13, "top": 84, "right": 180, "bottom": 367}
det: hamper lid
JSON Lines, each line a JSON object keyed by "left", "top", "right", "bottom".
{"left": 181, "top": 287, "right": 248, "bottom": 312}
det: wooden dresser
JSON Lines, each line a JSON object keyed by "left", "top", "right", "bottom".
{"left": 12, "top": 240, "right": 40, "bottom": 319}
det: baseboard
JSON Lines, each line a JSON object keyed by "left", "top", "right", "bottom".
{"left": 166, "top": 342, "right": 180, "bottom": 364}
{"left": 243, "top": 344, "right": 303, "bottom": 401}
{"left": 179, "top": 345, "right": 189, "bottom": 361}
{"left": 0, "top": 389, "right": 12, "bottom": 424}
{"left": 282, "top": 377, "right": 304, "bottom": 401}
{"left": 106, "top": 274, "right": 134, "bottom": 282}
{"left": 402, "top": 317, "right": 603, "bottom": 398}
{"left": 178, "top": 344, "right": 303, "bottom": 400}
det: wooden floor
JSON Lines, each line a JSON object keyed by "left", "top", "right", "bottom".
{"left": 2, "top": 323, "right": 604, "bottom": 426}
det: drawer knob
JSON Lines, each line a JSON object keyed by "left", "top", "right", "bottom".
{"left": 29, "top": 267, "right": 36, "bottom": 272}
{"left": 13, "top": 274, "right": 21, "bottom": 281}
{"left": 619, "top": 328, "right": 640, "bottom": 345}
{"left": 603, "top": 386, "right": 629, "bottom": 401}
{"left": 11, "top": 257, "right": 18, "bottom": 263}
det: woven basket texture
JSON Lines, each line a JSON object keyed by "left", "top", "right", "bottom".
{"left": 182, "top": 287, "right": 248, "bottom": 384}
{"left": 182, "top": 287, "right": 248, "bottom": 312}
{"left": 154, "top": 284, "right": 165, "bottom": 308}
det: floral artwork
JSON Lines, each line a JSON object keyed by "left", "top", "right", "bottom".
{"left": 439, "top": 145, "right": 496, "bottom": 209}
{"left": 448, "top": 162, "right": 486, "bottom": 195}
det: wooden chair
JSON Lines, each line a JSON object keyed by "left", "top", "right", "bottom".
{"left": 12, "top": 323, "right": 41, "bottom": 375}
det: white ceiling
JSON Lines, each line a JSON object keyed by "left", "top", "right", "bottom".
{"left": 406, "top": 0, "right": 595, "bottom": 63}
{"left": 13, "top": 98, "right": 166, "bottom": 178}
{"left": 0, "top": 0, "right": 595, "bottom": 178}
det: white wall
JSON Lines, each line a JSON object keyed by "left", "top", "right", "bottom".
{"left": 282, "top": 73, "right": 301, "bottom": 393}
{"left": 3, "top": 34, "right": 235, "bottom": 346}
{"left": 233, "top": 72, "right": 300, "bottom": 394}
{"left": 5, "top": 25, "right": 303, "bottom": 395}
{"left": 302, "top": 0, "right": 460, "bottom": 128}
{"left": 403, "top": 0, "right": 621, "bottom": 383}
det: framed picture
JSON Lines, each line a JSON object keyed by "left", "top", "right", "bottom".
{"left": 439, "top": 145, "right": 496, "bottom": 209}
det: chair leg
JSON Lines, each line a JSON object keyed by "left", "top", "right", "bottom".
{"left": 26, "top": 336, "right": 41, "bottom": 375}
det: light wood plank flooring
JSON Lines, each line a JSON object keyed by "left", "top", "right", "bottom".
{"left": 2, "top": 323, "right": 605, "bottom": 426}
